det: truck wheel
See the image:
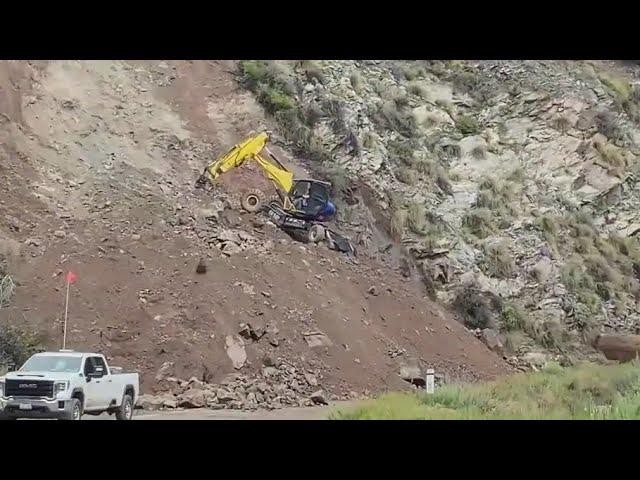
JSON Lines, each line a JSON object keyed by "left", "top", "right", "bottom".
{"left": 308, "top": 224, "right": 325, "bottom": 243}
{"left": 240, "top": 189, "right": 265, "bottom": 213}
{"left": 62, "top": 398, "right": 83, "bottom": 421}
{"left": 115, "top": 394, "right": 134, "bottom": 420}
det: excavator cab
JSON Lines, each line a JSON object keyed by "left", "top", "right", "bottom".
{"left": 290, "top": 180, "right": 336, "bottom": 221}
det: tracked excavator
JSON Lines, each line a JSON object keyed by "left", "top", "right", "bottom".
{"left": 196, "top": 132, "right": 355, "bottom": 254}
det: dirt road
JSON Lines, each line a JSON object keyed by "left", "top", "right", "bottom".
{"left": 86, "top": 403, "right": 349, "bottom": 420}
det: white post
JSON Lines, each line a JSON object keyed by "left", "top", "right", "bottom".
{"left": 426, "top": 368, "right": 435, "bottom": 394}
{"left": 63, "top": 279, "right": 70, "bottom": 350}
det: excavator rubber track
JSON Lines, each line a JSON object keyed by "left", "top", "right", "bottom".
{"left": 262, "top": 202, "right": 356, "bottom": 255}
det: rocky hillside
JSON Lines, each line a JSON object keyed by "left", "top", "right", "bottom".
{"left": 0, "top": 60, "right": 508, "bottom": 408}
{"left": 237, "top": 60, "right": 640, "bottom": 364}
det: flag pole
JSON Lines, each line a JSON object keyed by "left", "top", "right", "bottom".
{"left": 63, "top": 278, "right": 70, "bottom": 350}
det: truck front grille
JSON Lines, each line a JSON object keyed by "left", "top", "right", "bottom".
{"left": 5, "top": 379, "right": 54, "bottom": 398}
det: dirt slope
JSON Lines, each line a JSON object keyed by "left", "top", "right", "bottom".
{"left": 0, "top": 60, "right": 508, "bottom": 399}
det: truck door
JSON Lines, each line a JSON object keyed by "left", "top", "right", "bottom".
{"left": 82, "top": 356, "right": 110, "bottom": 410}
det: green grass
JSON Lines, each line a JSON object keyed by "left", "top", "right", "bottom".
{"left": 331, "top": 361, "right": 640, "bottom": 419}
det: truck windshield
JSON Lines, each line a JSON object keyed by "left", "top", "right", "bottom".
{"left": 20, "top": 356, "right": 82, "bottom": 373}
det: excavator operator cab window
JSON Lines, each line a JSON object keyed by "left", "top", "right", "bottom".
{"left": 291, "top": 180, "right": 330, "bottom": 217}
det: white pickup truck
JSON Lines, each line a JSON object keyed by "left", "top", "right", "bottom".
{"left": 0, "top": 350, "right": 139, "bottom": 420}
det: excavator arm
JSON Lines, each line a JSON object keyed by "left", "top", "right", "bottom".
{"left": 198, "top": 132, "right": 294, "bottom": 194}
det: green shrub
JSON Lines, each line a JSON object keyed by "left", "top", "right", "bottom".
{"left": 262, "top": 86, "right": 295, "bottom": 112}
{"left": 375, "top": 101, "right": 418, "bottom": 137}
{"left": 0, "top": 275, "right": 15, "bottom": 308}
{"left": 390, "top": 208, "right": 408, "bottom": 240}
{"left": 594, "top": 110, "right": 619, "bottom": 139}
{"left": 407, "top": 202, "right": 427, "bottom": 234}
{"left": 482, "top": 242, "right": 515, "bottom": 279}
{"left": 561, "top": 258, "right": 596, "bottom": 292}
{"left": 402, "top": 65, "right": 427, "bottom": 81}
{"left": 463, "top": 208, "right": 495, "bottom": 239}
{"left": 407, "top": 82, "right": 429, "bottom": 98}
{"left": 500, "top": 304, "right": 526, "bottom": 332}
{"left": 457, "top": 115, "right": 480, "bottom": 135}
{"left": 413, "top": 157, "right": 436, "bottom": 175}
{"left": 597, "top": 143, "right": 628, "bottom": 177}
{"left": 396, "top": 166, "right": 417, "bottom": 185}
{"left": 0, "top": 324, "right": 44, "bottom": 370}
{"left": 537, "top": 214, "right": 558, "bottom": 243}
{"left": 436, "top": 171, "right": 453, "bottom": 196}
{"left": 299, "top": 60, "right": 325, "bottom": 84}
{"left": 551, "top": 114, "right": 572, "bottom": 133}
{"left": 452, "top": 70, "right": 480, "bottom": 95}
{"left": 472, "top": 145, "right": 487, "bottom": 159}
{"left": 240, "top": 60, "right": 269, "bottom": 88}
{"left": 525, "top": 316, "right": 565, "bottom": 349}
{"left": 323, "top": 165, "right": 351, "bottom": 196}
{"left": 452, "top": 287, "right": 494, "bottom": 330}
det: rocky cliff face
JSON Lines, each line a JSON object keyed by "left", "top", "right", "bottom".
{"left": 238, "top": 60, "right": 640, "bottom": 363}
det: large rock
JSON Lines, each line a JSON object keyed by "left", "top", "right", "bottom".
{"left": 595, "top": 334, "right": 640, "bottom": 362}
{"left": 137, "top": 393, "right": 177, "bottom": 411}
{"left": 303, "top": 331, "right": 333, "bottom": 348}
{"left": 225, "top": 335, "right": 247, "bottom": 369}
{"left": 399, "top": 364, "right": 424, "bottom": 387}
{"left": 310, "top": 390, "right": 328, "bottom": 405}
{"left": 177, "top": 388, "right": 207, "bottom": 408}
{"left": 479, "top": 328, "right": 504, "bottom": 356}
{"left": 239, "top": 322, "right": 266, "bottom": 341}
{"left": 216, "top": 388, "right": 236, "bottom": 404}
{"left": 521, "top": 352, "right": 549, "bottom": 368}
{"left": 154, "top": 361, "right": 174, "bottom": 382}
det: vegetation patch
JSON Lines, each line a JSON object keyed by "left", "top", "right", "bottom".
{"left": 452, "top": 284, "right": 502, "bottom": 330}
{"left": 332, "top": 362, "right": 640, "bottom": 419}
{"left": 0, "top": 324, "right": 44, "bottom": 371}
{"left": 481, "top": 241, "right": 515, "bottom": 279}
{"left": 456, "top": 115, "right": 480, "bottom": 135}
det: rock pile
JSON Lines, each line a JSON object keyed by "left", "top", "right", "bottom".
{"left": 137, "top": 360, "right": 331, "bottom": 412}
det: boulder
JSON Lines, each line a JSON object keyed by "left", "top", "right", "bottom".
{"left": 480, "top": 328, "right": 504, "bottom": 355}
{"left": 154, "top": 361, "right": 174, "bottom": 382}
{"left": 310, "top": 390, "right": 328, "bottom": 405}
{"left": 216, "top": 388, "right": 236, "bottom": 404}
{"left": 303, "top": 331, "right": 333, "bottom": 348}
{"left": 137, "top": 393, "right": 177, "bottom": 411}
{"left": 177, "top": 388, "right": 206, "bottom": 408}
{"left": 595, "top": 334, "right": 640, "bottom": 362}
{"left": 303, "top": 373, "right": 318, "bottom": 387}
{"left": 521, "top": 352, "right": 549, "bottom": 367}
{"left": 225, "top": 335, "right": 247, "bottom": 369}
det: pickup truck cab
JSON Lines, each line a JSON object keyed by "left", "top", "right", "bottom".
{"left": 0, "top": 350, "right": 139, "bottom": 420}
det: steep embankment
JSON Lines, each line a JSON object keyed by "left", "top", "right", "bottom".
{"left": 0, "top": 60, "right": 507, "bottom": 409}
{"left": 236, "top": 60, "right": 640, "bottom": 368}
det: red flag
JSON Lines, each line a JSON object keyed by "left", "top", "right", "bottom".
{"left": 66, "top": 271, "right": 77, "bottom": 284}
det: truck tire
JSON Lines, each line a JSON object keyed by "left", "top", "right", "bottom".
{"left": 115, "top": 393, "right": 134, "bottom": 420}
{"left": 307, "top": 224, "right": 325, "bottom": 243}
{"left": 240, "top": 189, "right": 265, "bottom": 213}
{"left": 62, "top": 398, "right": 83, "bottom": 421}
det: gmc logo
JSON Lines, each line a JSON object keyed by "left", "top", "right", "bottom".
{"left": 19, "top": 384, "right": 37, "bottom": 389}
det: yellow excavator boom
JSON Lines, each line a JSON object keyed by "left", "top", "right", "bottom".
{"left": 200, "top": 132, "right": 294, "bottom": 194}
